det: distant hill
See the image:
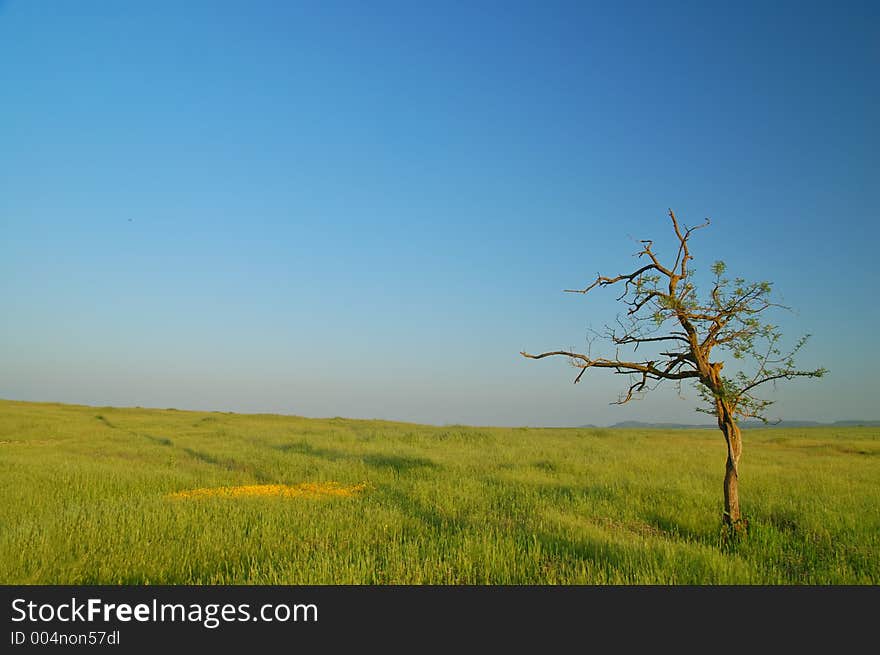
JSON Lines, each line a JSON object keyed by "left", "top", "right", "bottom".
{"left": 588, "top": 419, "right": 880, "bottom": 429}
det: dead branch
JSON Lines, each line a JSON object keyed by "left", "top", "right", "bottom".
{"left": 520, "top": 350, "right": 701, "bottom": 383}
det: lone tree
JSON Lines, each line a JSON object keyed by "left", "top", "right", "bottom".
{"left": 521, "top": 210, "right": 826, "bottom": 533}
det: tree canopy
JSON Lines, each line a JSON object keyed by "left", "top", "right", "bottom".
{"left": 521, "top": 210, "right": 827, "bottom": 530}
{"left": 522, "top": 210, "right": 826, "bottom": 422}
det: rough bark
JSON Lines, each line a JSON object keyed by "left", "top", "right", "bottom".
{"left": 717, "top": 399, "right": 743, "bottom": 528}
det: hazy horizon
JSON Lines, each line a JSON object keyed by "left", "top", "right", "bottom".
{"left": 2, "top": 2, "right": 877, "bottom": 427}
{"left": 3, "top": 397, "right": 880, "bottom": 430}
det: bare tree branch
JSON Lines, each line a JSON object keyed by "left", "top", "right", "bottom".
{"left": 563, "top": 264, "right": 659, "bottom": 295}
{"left": 520, "top": 350, "right": 701, "bottom": 382}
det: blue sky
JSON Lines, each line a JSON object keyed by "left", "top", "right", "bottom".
{"left": 1, "top": 1, "right": 877, "bottom": 426}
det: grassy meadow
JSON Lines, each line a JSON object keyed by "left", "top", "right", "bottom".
{"left": 0, "top": 399, "right": 877, "bottom": 584}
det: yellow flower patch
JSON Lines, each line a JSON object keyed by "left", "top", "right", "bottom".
{"left": 168, "top": 482, "right": 368, "bottom": 500}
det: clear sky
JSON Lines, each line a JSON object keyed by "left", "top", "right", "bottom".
{"left": 1, "top": 1, "right": 877, "bottom": 426}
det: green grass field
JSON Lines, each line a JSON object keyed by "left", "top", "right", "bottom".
{"left": 1, "top": 399, "right": 876, "bottom": 584}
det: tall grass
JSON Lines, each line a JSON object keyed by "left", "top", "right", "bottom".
{"left": 1, "top": 400, "right": 876, "bottom": 584}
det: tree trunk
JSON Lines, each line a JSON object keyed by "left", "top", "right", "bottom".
{"left": 717, "top": 400, "right": 744, "bottom": 530}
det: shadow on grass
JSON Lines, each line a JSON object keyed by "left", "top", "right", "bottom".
{"left": 376, "top": 483, "right": 686, "bottom": 581}
{"left": 192, "top": 417, "right": 222, "bottom": 427}
{"left": 139, "top": 432, "right": 174, "bottom": 447}
{"left": 376, "top": 487, "right": 463, "bottom": 532}
{"left": 516, "top": 480, "right": 621, "bottom": 505}
{"left": 275, "top": 441, "right": 438, "bottom": 474}
{"left": 532, "top": 530, "right": 615, "bottom": 566}
{"left": 643, "top": 513, "right": 692, "bottom": 539}
{"left": 273, "top": 441, "right": 347, "bottom": 460}
{"left": 181, "top": 447, "right": 272, "bottom": 483}
{"left": 95, "top": 415, "right": 117, "bottom": 429}
{"left": 765, "top": 509, "right": 799, "bottom": 533}
{"left": 362, "top": 454, "right": 436, "bottom": 472}
{"left": 96, "top": 414, "right": 175, "bottom": 448}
